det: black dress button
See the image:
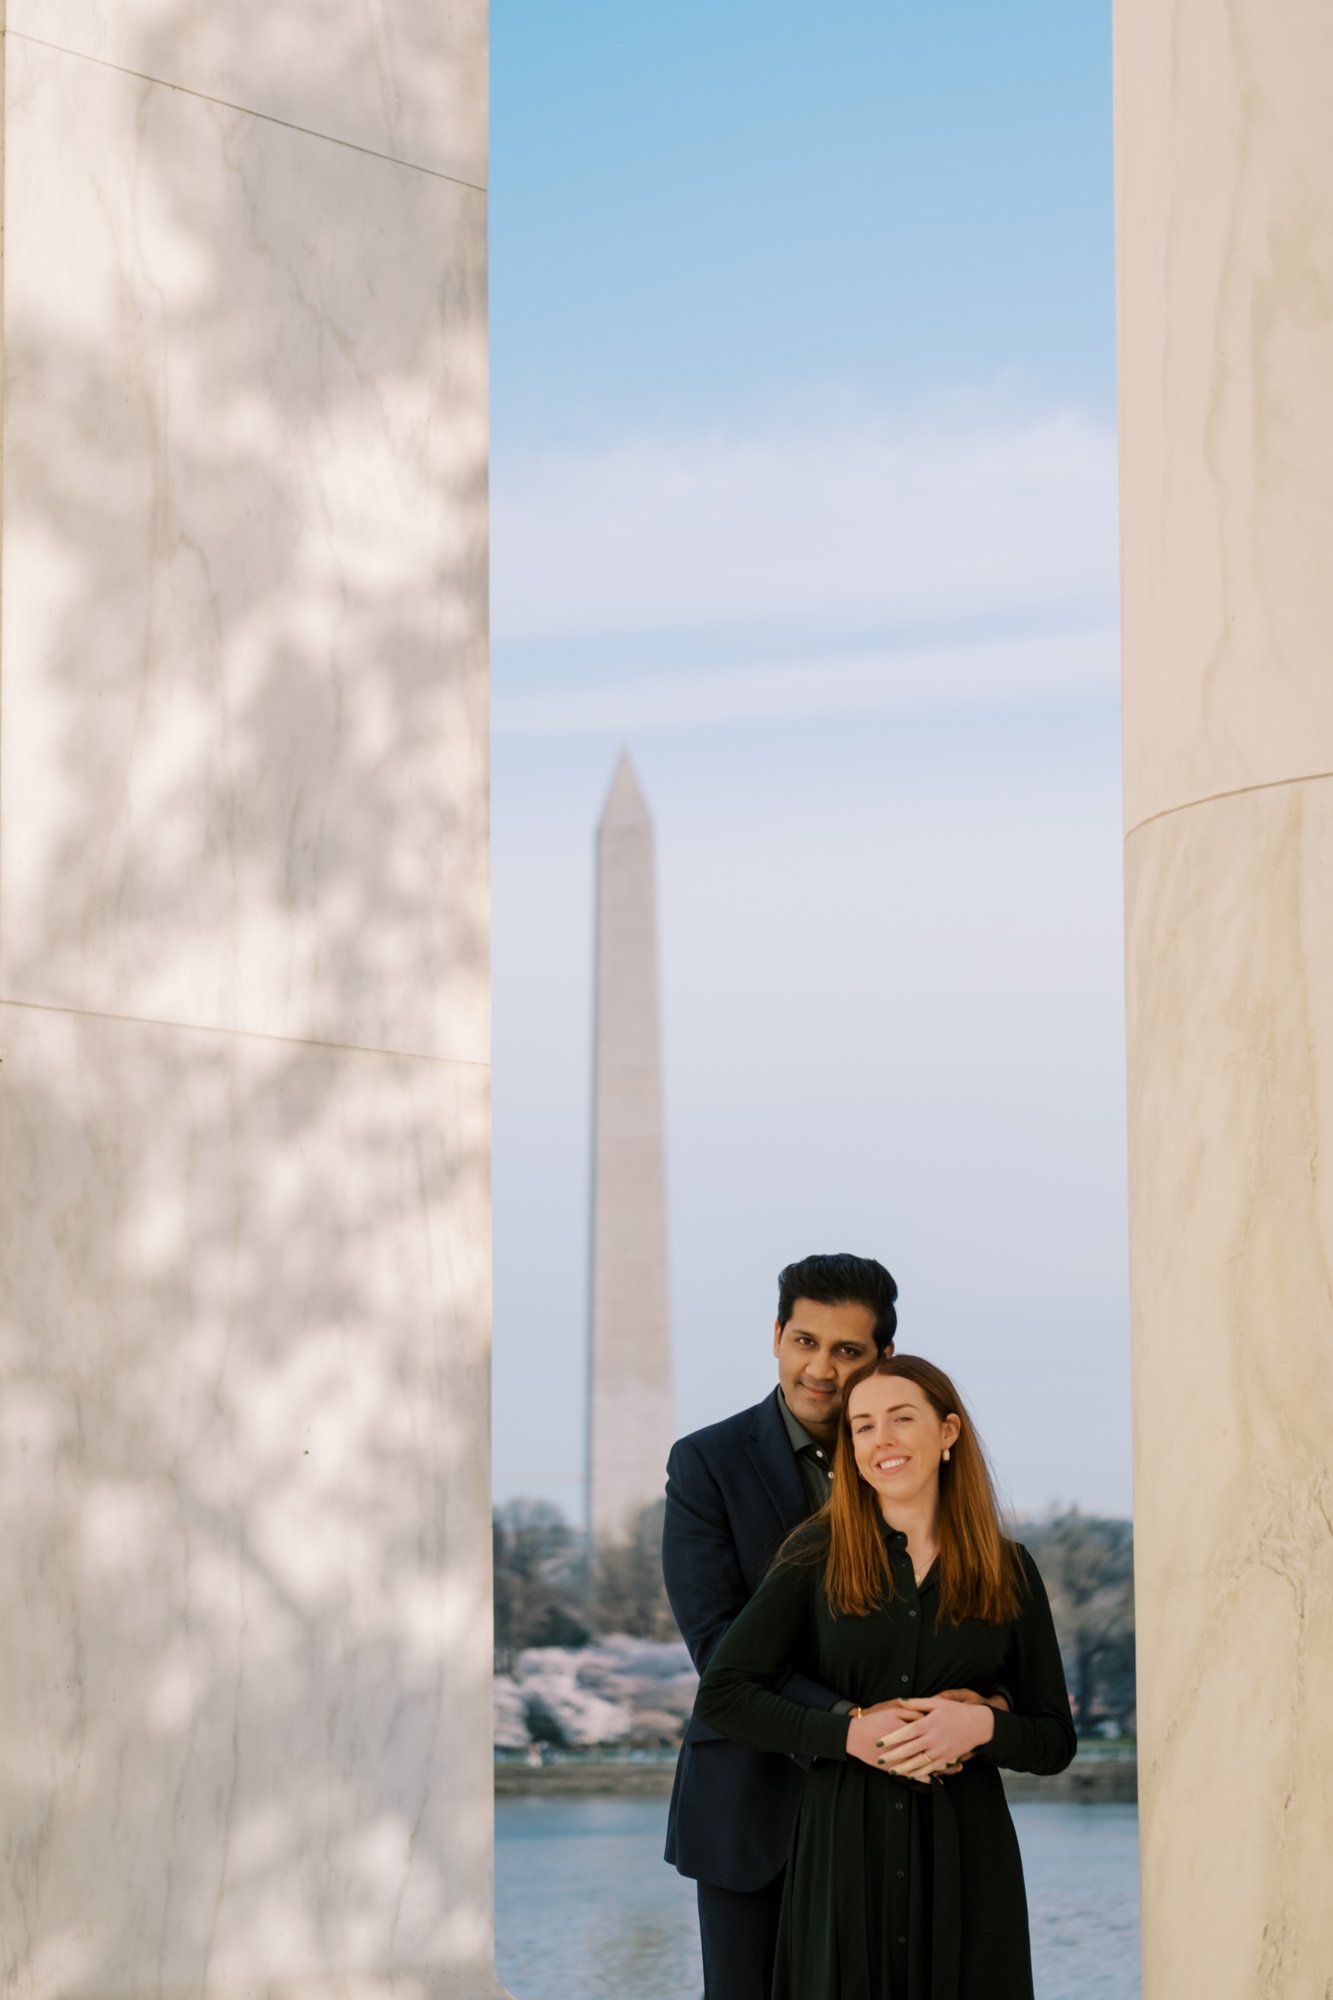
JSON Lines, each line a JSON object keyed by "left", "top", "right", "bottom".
{"left": 896, "top": 1869, "right": 905, "bottom": 1879}
{"left": 895, "top": 1800, "right": 904, "bottom": 1811}
{"left": 908, "top": 1609, "right": 917, "bottom": 1619}
{"left": 900, "top": 1673, "right": 909, "bottom": 1683}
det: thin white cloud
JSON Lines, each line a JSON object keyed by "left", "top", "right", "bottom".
{"left": 492, "top": 628, "right": 1117, "bottom": 735}
{"left": 492, "top": 403, "right": 1118, "bottom": 652}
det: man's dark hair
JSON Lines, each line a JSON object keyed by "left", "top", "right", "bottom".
{"left": 776, "top": 1252, "right": 898, "bottom": 1354}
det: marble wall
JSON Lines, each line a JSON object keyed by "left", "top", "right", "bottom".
{"left": 0, "top": 6, "right": 503, "bottom": 1996}
{"left": 1115, "top": 2, "right": 1333, "bottom": 1993}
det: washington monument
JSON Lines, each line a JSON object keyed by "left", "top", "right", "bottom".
{"left": 586, "top": 752, "right": 675, "bottom": 1549}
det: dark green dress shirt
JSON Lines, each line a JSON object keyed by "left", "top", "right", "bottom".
{"left": 776, "top": 1388, "right": 837, "bottom": 1512}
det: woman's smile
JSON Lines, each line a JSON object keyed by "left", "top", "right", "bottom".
{"left": 847, "top": 1372, "right": 963, "bottom": 1517}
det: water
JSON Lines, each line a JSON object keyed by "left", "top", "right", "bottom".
{"left": 496, "top": 1795, "right": 1140, "bottom": 2000}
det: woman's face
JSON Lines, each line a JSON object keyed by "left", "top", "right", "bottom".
{"left": 846, "top": 1373, "right": 960, "bottom": 1515}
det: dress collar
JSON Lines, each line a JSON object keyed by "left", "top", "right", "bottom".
{"left": 879, "top": 1520, "right": 938, "bottom": 1590}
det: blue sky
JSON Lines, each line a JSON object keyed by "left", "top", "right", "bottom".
{"left": 491, "top": 0, "right": 1115, "bottom": 444}
{"left": 489, "top": 2, "right": 1129, "bottom": 1519}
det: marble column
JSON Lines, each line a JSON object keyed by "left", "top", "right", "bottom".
{"left": 587, "top": 754, "right": 675, "bottom": 1548}
{"left": 0, "top": 6, "right": 505, "bottom": 1996}
{"left": 1116, "top": 2, "right": 1333, "bottom": 1993}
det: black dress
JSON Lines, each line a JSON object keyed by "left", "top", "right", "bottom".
{"left": 693, "top": 1527, "right": 1075, "bottom": 2000}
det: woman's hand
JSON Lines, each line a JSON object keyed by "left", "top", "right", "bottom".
{"left": 845, "top": 1705, "right": 933, "bottom": 1783}
{"left": 874, "top": 1695, "right": 995, "bottom": 1779}
{"left": 931, "top": 1687, "right": 1008, "bottom": 1769}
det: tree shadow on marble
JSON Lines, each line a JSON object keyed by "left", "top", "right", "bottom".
{"left": 0, "top": 14, "right": 492, "bottom": 1990}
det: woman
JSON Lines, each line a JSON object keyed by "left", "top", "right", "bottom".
{"left": 694, "top": 1354, "right": 1075, "bottom": 2000}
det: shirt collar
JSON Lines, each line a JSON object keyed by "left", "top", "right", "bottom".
{"left": 776, "top": 1386, "right": 827, "bottom": 1456}
{"left": 879, "top": 1519, "right": 938, "bottom": 1589}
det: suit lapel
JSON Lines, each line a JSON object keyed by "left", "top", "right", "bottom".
{"left": 745, "top": 1390, "right": 811, "bottom": 1536}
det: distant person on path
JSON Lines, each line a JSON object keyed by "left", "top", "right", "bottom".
{"left": 694, "top": 1354, "right": 1076, "bottom": 2000}
{"left": 663, "top": 1254, "right": 1000, "bottom": 1999}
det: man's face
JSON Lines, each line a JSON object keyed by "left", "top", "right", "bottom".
{"left": 772, "top": 1297, "right": 881, "bottom": 1435}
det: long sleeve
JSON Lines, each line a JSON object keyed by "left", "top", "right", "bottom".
{"left": 661, "top": 1438, "right": 750, "bottom": 1678}
{"left": 662, "top": 1433, "right": 844, "bottom": 1711}
{"left": 693, "top": 1543, "right": 850, "bottom": 1763}
{"left": 973, "top": 1545, "right": 1077, "bottom": 1776}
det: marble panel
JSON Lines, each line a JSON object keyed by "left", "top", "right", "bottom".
{"left": 1116, "top": 0, "right": 1333, "bottom": 832}
{"left": 1124, "top": 780, "right": 1333, "bottom": 1998}
{"left": 8, "top": 0, "right": 486, "bottom": 188}
{"left": 0, "top": 999, "right": 500, "bottom": 1996}
{"left": 1, "top": 38, "right": 489, "bottom": 1066}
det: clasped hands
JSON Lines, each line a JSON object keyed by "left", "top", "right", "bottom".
{"left": 845, "top": 1689, "right": 998, "bottom": 1785}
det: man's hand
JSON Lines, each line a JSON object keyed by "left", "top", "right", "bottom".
{"left": 874, "top": 1696, "right": 995, "bottom": 1780}
{"left": 936, "top": 1687, "right": 1010, "bottom": 1713}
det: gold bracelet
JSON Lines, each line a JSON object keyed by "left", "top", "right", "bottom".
{"left": 850, "top": 1706, "right": 865, "bottom": 1719}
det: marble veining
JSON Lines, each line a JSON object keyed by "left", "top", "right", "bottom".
{"left": 0, "top": 1001, "right": 496, "bottom": 1990}
{"left": 1123, "top": 780, "right": 1333, "bottom": 1996}
{"left": 6, "top": 0, "right": 487, "bottom": 188}
{"left": 1116, "top": 0, "right": 1333, "bottom": 833}
{"left": 1118, "top": 15, "right": 1333, "bottom": 1977}
{"left": 1, "top": 36, "right": 489, "bottom": 1066}
{"left": 0, "top": 0, "right": 502, "bottom": 1990}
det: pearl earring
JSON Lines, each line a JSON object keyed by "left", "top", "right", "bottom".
{"left": 942, "top": 1447, "right": 951, "bottom": 1462}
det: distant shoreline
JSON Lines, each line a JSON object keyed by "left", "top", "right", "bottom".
{"left": 495, "top": 1755, "right": 1137, "bottom": 1803}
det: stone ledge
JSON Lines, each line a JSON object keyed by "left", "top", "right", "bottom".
{"left": 494, "top": 1758, "right": 1137, "bottom": 1802}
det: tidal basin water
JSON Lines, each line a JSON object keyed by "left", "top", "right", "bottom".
{"left": 496, "top": 1795, "right": 1140, "bottom": 2000}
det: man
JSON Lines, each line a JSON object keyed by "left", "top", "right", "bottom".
{"left": 661, "top": 1252, "right": 898, "bottom": 2000}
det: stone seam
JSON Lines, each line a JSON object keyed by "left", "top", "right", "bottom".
{"left": 0, "top": 994, "right": 490, "bottom": 1070}
{"left": 8, "top": 28, "right": 488, "bottom": 194}
{"left": 1125, "top": 767, "right": 1333, "bottom": 843}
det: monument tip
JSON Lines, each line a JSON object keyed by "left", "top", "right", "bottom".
{"left": 600, "top": 748, "right": 651, "bottom": 827}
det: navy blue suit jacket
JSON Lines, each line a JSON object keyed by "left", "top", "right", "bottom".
{"left": 662, "top": 1389, "right": 843, "bottom": 1892}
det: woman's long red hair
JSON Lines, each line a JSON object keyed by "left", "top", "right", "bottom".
{"left": 804, "top": 1354, "right": 1022, "bottom": 1625}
